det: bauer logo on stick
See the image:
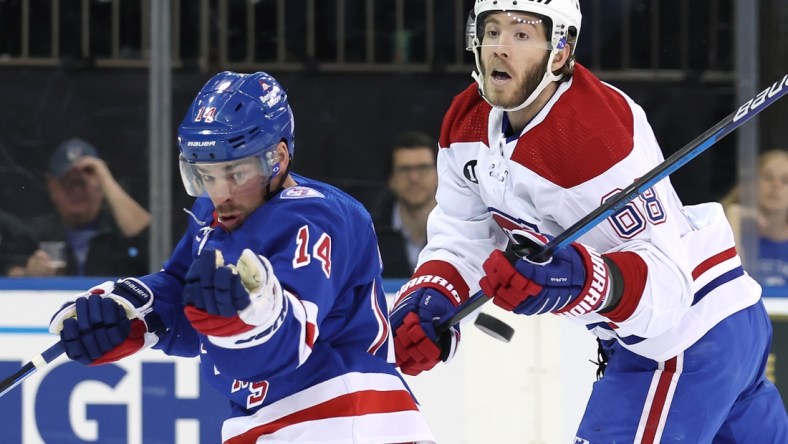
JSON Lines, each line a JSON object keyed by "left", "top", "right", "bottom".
{"left": 733, "top": 74, "right": 787, "bottom": 123}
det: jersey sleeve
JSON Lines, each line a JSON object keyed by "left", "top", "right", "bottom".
{"left": 415, "top": 148, "right": 507, "bottom": 304}
{"left": 138, "top": 232, "right": 201, "bottom": 358}
{"left": 136, "top": 201, "right": 216, "bottom": 358}
{"left": 409, "top": 86, "right": 509, "bottom": 304}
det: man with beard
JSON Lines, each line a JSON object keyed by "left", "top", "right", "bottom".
{"left": 46, "top": 71, "right": 435, "bottom": 444}
{"left": 389, "top": 0, "right": 787, "bottom": 442}
{"left": 372, "top": 131, "right": 438, "bottom": 278}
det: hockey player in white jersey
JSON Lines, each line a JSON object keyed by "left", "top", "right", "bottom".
{"left": 48, "top": 71, "right": 435, "bottom": 444}
{"left": 389, "top": 0, "right": 788, "bottom": 442}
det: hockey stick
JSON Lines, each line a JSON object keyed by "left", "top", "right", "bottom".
{"left": 0, "top": 341, "right": 64, "bottom": 398}
{"left": 436, "top": 73, "right": 788, "bottom": 334}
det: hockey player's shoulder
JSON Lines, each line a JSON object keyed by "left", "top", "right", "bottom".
{"left": 440, "top": 83, "right": 491, "bottom": 148}
{"left": 274, "top": 181, "right": 372, "bottom": 234}
{"left": 513, "top": 66, "right": 637, "bottom": 188}
{"left": 277, "top": 181, "right": 365, "bottom": 217}
{"left": 557, "top": 64, "right": 635, "bottom": 130}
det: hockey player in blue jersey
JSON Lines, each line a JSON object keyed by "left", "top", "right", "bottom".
{"left": 48, "top": 71, "right": 435, "bottom": 443}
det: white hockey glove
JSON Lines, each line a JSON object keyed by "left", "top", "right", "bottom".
{"left": 183, "top": 248, "right": 287, "bottom": 348}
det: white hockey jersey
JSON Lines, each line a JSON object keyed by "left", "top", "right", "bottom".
{"left": 416, "top": 64, "right": 761, "bottom": 361}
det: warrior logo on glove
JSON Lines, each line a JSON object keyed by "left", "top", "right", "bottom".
{"left": 480, "top": 230, "right": 614, "bottom": 317}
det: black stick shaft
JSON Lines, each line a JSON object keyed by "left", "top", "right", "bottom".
{"left": 0, "top": 341, "right": 65, "bottom": 398}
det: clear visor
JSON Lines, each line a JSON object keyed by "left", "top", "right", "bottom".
{"left": 179, "top": 152, "right": 280, "bottom": 198}
{"left": 467, "top": 12, "right": 558, "bottom": 52}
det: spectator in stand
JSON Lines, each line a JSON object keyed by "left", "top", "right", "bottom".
{"left": 0, "top": 210, "right": 40, "bottom": 276}
{"left": 723, "top": 149, "right": 788, "bottom": 288}
{"left": 30, "top": 138, "right": 150, "bottom": 277}
{"left": 371, "top": 131, "right": 438, "bottom": 278}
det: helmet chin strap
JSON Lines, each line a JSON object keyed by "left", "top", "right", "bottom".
{"left": 472, "top": 40, "right": 564, "bottom": 113}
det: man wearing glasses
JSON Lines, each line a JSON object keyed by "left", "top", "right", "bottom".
{"left": 372, "top": 131, "right": 438, "bottom": 278}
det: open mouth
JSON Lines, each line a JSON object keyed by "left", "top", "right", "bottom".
{"left": 490, "top": 69, "right": 512, "bottom": 84}
{"left": 218, "top": 213, "right": 241, "bottom": 228}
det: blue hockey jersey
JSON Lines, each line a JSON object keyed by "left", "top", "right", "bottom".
{"left": 140, "top": 174, "right": 434, "bottom": 443}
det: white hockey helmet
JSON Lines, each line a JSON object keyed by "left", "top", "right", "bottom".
{"left": 468, "top": 0, "right": 582, "bottom": 112}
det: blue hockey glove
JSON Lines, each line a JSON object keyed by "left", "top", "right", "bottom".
{"left": 390, "top": 287, "right": 460, "bottom": 376}
{"left": 183, "top": 248, "right": 285, "bottom": 340}
{"left": 48, "top": 278, "right": 163, "bottom": 365}
{"left": 480, "top": 230, "right": 612, "bottom": 317}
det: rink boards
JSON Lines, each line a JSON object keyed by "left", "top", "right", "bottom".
{"left": 1, "top": 279, "right": 785, "bottom": 443}
{"left": 0, "top": 285, "right": 224, "bottom": 443}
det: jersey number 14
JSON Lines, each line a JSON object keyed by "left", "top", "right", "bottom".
{"left": 293, "top": 225, "right": 332, "bottom": 278}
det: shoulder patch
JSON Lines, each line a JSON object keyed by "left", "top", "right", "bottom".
{"left": 281, "top": 186, "right": 325, "bottom": 199}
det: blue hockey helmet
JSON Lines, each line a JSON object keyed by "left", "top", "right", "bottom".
{"left": 178, "top": 71, "right": 295, "bottom": 197}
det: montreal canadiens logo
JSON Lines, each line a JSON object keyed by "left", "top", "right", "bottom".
{"left": 489, "top": 208, "right": 538, "bottom": 239}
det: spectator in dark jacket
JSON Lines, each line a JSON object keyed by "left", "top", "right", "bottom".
{"left": 29, "top": 138, "right": 150, "bottom": 276}
{"left": 370, "top": 131, "right": 438, "bottom": 278}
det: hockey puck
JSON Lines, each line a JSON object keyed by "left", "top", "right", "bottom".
{"left": 474, "top": 312, "right": 515, "bottom": 343}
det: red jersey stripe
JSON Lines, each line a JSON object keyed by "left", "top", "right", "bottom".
{"left": 225, "top": 389, "right": 419, "bottom": 444}
{"left": 691, "top": 247, "right": 738, "bottom": 281}
{"left": 368, "top": 285, "right": 389, "bottom": 355}
{"left": 641, "top": 357, "right": 678, "bottom": 443}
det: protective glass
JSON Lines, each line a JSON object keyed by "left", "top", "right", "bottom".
{"left": 179, "top": 151, "right": 279, "bottom": 198}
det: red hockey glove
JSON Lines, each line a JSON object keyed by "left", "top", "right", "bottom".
{"left": 480, "top": 230, "right": 612, "bottom": 317}
{"left": 390, "top": 287, "right": 460, "bottom": 376}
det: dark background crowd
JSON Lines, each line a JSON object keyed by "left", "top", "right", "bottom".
{"left": 0, "top": 0, "right": 785, "bottom": 281}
